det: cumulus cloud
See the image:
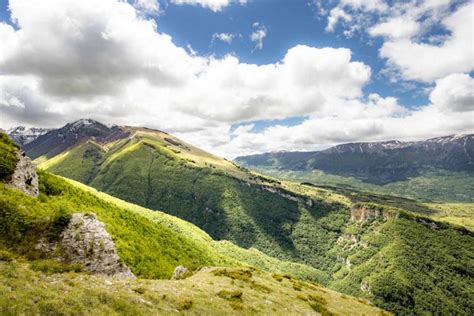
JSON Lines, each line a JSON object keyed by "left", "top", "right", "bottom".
{"left": 2, "top": 0, "right": 200, "bottom": 98}
{"left": 429, "top": 73, "right": 474, "bottom": 112}
{"left": 319, "top": 0, "right": 474, "bottom": 83}
{"left": 377, "top": 2, "right": 474, "bottom": 82}
{"left": 250, "top": 22, "right": 267, "bottom": 51}
{"left": 170, "top": 0, "right": 247, "bottom": 12}
{"left": 369, "top": 17, "right": 420, "bottom": 39}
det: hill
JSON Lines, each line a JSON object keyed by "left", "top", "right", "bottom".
{"left": 235, "top": 135, "right": 474, "bottom": 202}
{"left": 23, "top": 121, "right": 474, "bottom": 314}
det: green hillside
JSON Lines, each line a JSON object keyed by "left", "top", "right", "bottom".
{"left": 0, "top": 258, "right": 387, "bottom": 315}
{"left": 37, "top": 127, "right": 474, "bottom": 314}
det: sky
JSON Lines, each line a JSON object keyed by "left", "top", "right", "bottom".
{"left": 0, "top": 0, "right": 473, "bottom": 158}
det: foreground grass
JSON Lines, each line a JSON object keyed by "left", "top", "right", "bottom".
{"left": 0, "top": 257, "right": 387, "bottom": 316}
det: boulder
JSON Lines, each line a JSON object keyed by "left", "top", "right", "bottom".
{"left": 172, "top": 265, "right": 192, "bottom": 280}
{"left": 59, "top": 213, "right": 134, "bottom": 278}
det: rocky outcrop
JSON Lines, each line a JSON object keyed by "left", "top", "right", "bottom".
{"left": 351, "top": 205, "right": 396, "bottom": 222}
{"left": 38, "top": 213, "right": 134, "bottom": 278}
{"left": 259, "top": 185, "right": 314, "bottom": 206}
{"left": 8, "top": 150, "right": 39, "bottom": 197}
{"left": 172, "top": 265, "right": 192, "bottom": 280}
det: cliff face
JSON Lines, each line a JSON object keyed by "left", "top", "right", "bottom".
{"left": 8, "top": 150, "right": 39, "bottom": 197}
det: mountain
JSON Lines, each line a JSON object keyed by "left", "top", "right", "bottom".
{"left": 21, "top": 120, "right": 474, "bottom": 314}
{"left": 6, "top": 126, "right": 51, "bottom": 146}
{"left": 0, "top": 132, "right": 387, "bottom": 315}
{"left": 23, "top": 119, "right": 128, "bottom": 160}
{"left": 235, "top": 135, "right": 474, "bottom": 202}
{"left": 236, "top": 134, "right": 474, "bottom": 184}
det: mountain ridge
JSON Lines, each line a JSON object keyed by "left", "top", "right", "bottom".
{"left": 235, "top": 134, "right": 474, "bottom": 185}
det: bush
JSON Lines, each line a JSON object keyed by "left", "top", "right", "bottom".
{"left": 0, "top": 132, "right": 19, "bottom": 182}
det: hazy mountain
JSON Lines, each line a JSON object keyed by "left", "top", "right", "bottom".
{"left": 6, "top": 126, "right": 51, "bottom": 146}
{"left": 19, "top": 120, "right": 474, "bottom": 314}
{"left": 235, "top": 134, "right": 474, "bottom": 184}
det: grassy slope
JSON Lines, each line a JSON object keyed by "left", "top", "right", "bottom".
{"left": 0, "top": 172, "right": 326, "bottom": 281}
{"left": 38, "top": 129, "right": 474, "bottom": 314}
{"left": 0, "top": 257, "right": 387, "bottom": 316}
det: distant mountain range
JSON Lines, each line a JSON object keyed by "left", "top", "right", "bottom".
{"left": 235, "top": 134, "right": 474, "bottom": 184}
{"left": 5, "top": 126, "right": 51, "bottom": 146}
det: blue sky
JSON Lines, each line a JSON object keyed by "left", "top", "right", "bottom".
{"left": 0, "top": 0, "right": 472, "bottom": 157}
{"left": 152, "top": 0, "right": 428, "bottom": 107}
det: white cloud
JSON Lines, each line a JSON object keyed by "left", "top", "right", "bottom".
{"left": 369, "top": 17, "right": 420, "bottom": 39}
{"left": 133, "top": 0, "right": 160, "bottom": 13}
{"left": 321, "top": 1, "right": 474, "bottom": 83}
{"left": 170, "top": 0, "right": 247, "bottom": 12}
{"left": 429, "top": 73, "right": 474, "bottom": 112}
{"left": 326, "top": 7, "right": 352, "bottom": 32}
{"left": 0, "top": 0, "right": 472, "bottom": 158}
{"left": 212, "top": 32, "right": 236, "bottom": 44}
{"left": 250, "top": 23, "right": 267, "bottom": 51}
{"left": 377, "top": 2, "right": 474, "bottom": 82}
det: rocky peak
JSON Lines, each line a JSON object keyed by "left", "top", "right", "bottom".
{"left": 8, "top": 150, "right": 39, "bottom": 197}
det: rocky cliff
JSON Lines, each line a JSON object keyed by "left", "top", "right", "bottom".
{"left": 8, "top": 150, "right": 39, "bottom": 197}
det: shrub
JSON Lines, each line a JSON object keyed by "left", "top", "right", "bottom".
{"left": 0, "top": 132, "right": 19, "bottom": 182}
{"left": 30, "top": 259, "right": 83, "bottom": 274}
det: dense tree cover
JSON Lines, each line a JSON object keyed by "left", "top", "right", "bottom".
{"left": 0, "top": 132, "right": 19, "bottom": 182}
{"left": 41, "top": 134, "right": 474, "bottom": 314}
{"left": 330, "top": 217, "right": 474, "bottom": 314}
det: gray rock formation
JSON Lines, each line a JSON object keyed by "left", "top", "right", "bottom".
{"left": 172, "top": 265, "right": 192, "bottom": 280}
{"left": 8, "top": 150, "right": 39, "bottom": 197}
{"left": 59, "top": 213, "right": 134, "bottom": 278}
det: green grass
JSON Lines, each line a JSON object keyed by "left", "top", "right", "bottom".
{"left": 421, "top": 202, "right": 474, "bottom": 231}
{"left": 0, "top": 258, "right": 387, "bottom": 316}
{"left": 0, "top": 132, "right": 19, "bottom": 182}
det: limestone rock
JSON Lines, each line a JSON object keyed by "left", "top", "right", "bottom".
{"left": 172, "top": 265, "right": 192, "bottom": 280}
{"left": 60, "top": 213, "right": 134, "bottom": 278}
{"left": 8, "top": 150, "right": 38, "bottom": 197}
